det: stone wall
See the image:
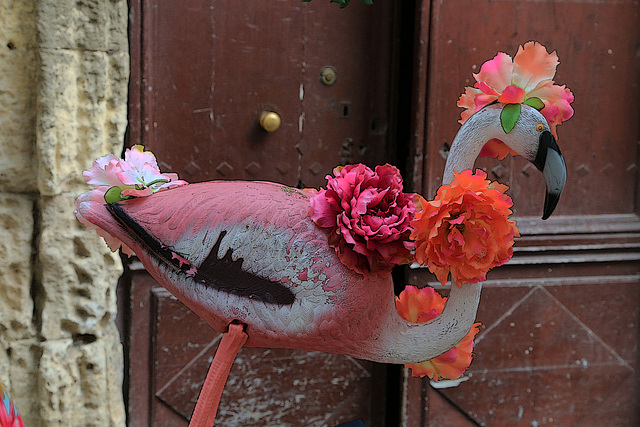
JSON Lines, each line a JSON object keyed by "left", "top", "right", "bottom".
{"left": 0, "top": 0, "right": 128, "bottom": 425}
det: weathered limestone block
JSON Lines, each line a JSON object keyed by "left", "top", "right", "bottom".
{"left": 38, "top": 324, "right": 125, "bottom": 427}
{"left": 37, "top": 49, "right": 128, "bottom": 196}
{"left": 38, "top": 340, "right": 80, "bottom": 425}
{"left": 0, "top": 0, "right": 129, "bottom": 424}
{"left": 0, "top": 0, "right": 36, "bottom": 48}
{"left": 106, "top": 51, "right": 129, "bottom": 137}
{"left": 36, "top": 0, "right": 128, "bottom": 52}
{"left": 0, "top": 194, "right": 34, "bottom": 342}
{"left": 38, "top": 194, "right": 122, "bottom": 341}
{"left": 5, "top": 339, "right": 41, "bottom": 427}
{"left": 0, "top": 0, "right": 38, "bottom": 193}
{"left": 0, "top": 341, "right": 8, "bottom": 393}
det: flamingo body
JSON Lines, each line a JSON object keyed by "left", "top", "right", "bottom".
{"left": 78, "top": 180, "right": 425, "bottom": 362}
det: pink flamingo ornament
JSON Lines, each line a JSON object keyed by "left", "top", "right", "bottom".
{"left": 75, "top": 105, "right": 567, "bottom": 424}
{"left": 75, "top": 41, "right": 572, "bottom": 427}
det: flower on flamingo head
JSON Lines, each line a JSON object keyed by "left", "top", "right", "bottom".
{"left": 396, "top": 285, "right": 481, "bottom": 381}
{"left": 83, "top": 144, "right": 187, "bottom": 202}
{"left": 457, "top": 41, "right": 574, "bottom": 159}
{"left": 75, "top": 145, "right": 188, "bottom": 255}
{"left": 310, "top": 164, "right": 417, "bottom": 276}
{"left": 411, "top": 169, "right": 519, "bottom": 287}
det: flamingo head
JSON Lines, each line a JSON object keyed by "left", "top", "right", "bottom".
{"left": 445, "top": 104, "right": 567, "bottom": 220}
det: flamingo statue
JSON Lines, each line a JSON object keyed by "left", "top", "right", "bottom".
{"left": 75, "top": 42, "right": 572, "bottom": 425}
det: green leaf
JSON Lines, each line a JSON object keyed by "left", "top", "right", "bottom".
{"left": 524, "top": 97, "right": 545, "bottom": 111}
{"left": 104, "top": 186, "right": 125, "bottom": 203}
{"left": 145, "top": 178, "right": 169, "bottom": 187}
{"left": 331, "top": 0, "right": 350, "bottom": 7}
{"left": 500, "top": 103, "right": 522, "bottom": 134}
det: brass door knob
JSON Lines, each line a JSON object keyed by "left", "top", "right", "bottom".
{"left": 259, "top": 111, "right": 281, "bottom": 132}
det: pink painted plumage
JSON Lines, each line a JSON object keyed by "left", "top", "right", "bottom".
{"left": 77, "top": 180, "right": 471, "bottom": 364}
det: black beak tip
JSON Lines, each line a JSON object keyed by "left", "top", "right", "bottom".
{"left": 542, "top": 192, "right": 561, "bottom": 220}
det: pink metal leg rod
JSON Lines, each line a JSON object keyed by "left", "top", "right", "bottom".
{"left": 189, "top": 323, "right": 248, "bottom": 427}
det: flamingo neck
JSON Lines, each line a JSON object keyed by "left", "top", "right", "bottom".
{"left": 373, "top": 108, "right": 507, "bottom": 364}
{"left": 373, "top": 282, "right": 482, "bottom": 364}
{"left": 443, "top": 106, "right": 503, "bottom": 185}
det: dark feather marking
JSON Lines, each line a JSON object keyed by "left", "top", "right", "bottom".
{"left": 195, "top": 231, "right": 296, "bottom": 305}
{"left": 106, "top": 203, "right": 295, "bottom": 305}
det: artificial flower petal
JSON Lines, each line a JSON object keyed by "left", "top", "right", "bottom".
{"left": 406, "top": 322, "right": 481, "bottom": 381}
{"left": 124, "top": 144, "right": 160, "bottom": 171}
{"left": 497, "top": 85, "right": 525, "bottom": 104}
{"left": 528, "top": 83, "right": 575, "bottom": 138}
{"left": 512, "top": 41, "right": 559, "bottom": 92}
{"left": 84, "top": 154, "right": 123, "bottom": 187}
{"left": 473, "top": 51, "right": 513, "bottom": 93}
{"left": 395, "top": 285, "right": 446, "bottom": 323}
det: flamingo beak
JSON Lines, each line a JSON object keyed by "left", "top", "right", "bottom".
{"left": 533, "top": 131, "right": 567, "bottom": 220}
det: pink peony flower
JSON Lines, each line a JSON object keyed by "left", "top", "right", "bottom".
{"left": 457, "top": 41, "right": 574, "bottom": 159}
{"left": 310, "top": 164, "right": 417, "bottom": 276}
{"left": 396, "top": 285, "right": 481, "bottom": 381}
{"left": 411, "top": 170, "right": 519, "bottom": 287}
{"left": 75, "top": 145, "right": 188, "bottom": 255}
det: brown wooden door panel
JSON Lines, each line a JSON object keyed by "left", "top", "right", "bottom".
{"left": 299, "top": 5, "right": 397, "bottom": 186}
{"left": 137, "top": 0, "right": 397, "bottom": 189}
{"left": 141, "top": 0, "right": 304, "bottom": 184}
{"left": 403, "top": 0, "right": 640, "bottom": 424}
{"left": 442, "top": 277, "right": 639, "bottom": 426}
{"left": 402, "top": 274, "right": 639, "bottom": 426}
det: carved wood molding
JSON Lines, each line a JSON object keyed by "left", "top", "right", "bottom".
{"left": 408, "top": 214, "right": 640, "bottom": 284}
{"left": 514, "top": 214, "right": 640, "bottom": 235}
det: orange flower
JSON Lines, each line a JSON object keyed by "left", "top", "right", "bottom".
{"left": 411, "top": 170, "right": 519, "bottom": 287}
{"left": 395, "top": 284, "right": 446, "bottom": 323}
{"left": 396, "top": 285, "right": 481, "bottom": 381}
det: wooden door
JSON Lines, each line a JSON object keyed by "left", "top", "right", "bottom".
{"left": 128, "top": 0, "right": 399, "bottom": 188}
{"left": 404, "top": 0, "right": 640, "bottom": 425}
{"left": 125, "top": 1, "right": 405, "bottom": 425}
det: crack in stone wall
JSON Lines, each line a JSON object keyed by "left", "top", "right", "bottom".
{"left": 0, "top": 1, "right": 128, "bottom": 425}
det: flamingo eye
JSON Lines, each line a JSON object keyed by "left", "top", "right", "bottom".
{"left": 536, "top": 124, "right": 545, "bottom": 132}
